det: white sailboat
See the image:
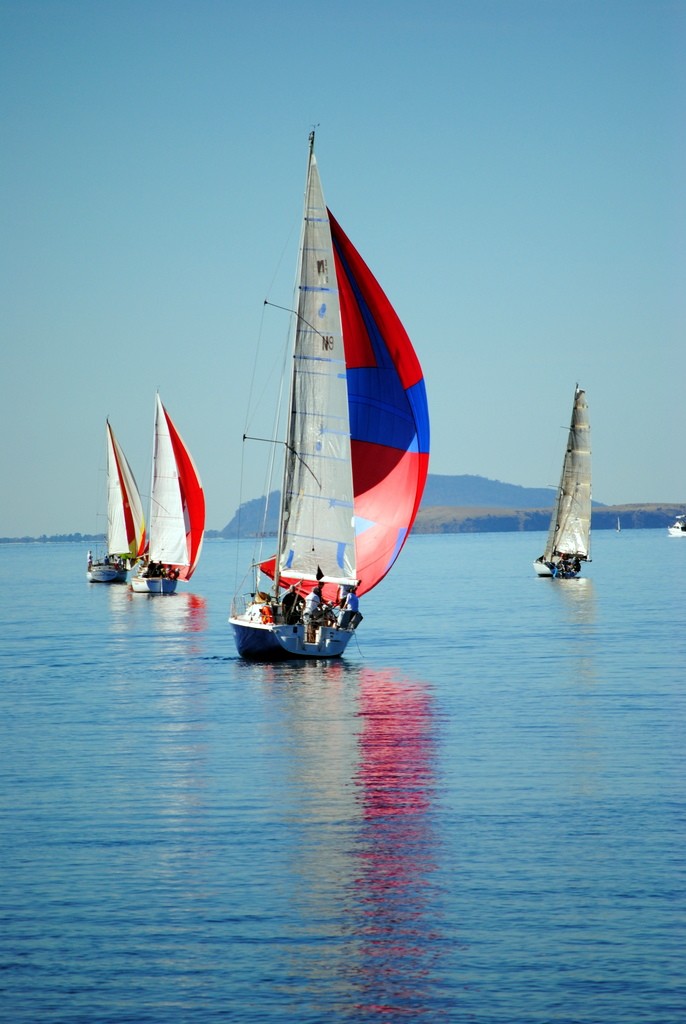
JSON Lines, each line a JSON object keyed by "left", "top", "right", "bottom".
{"left": 87, "top": 421, "right": 146, "bottom": 583}
{"left": 533, "top": 385, "right": 592, "bottom": 578}
{"left": 229, "top": 133, "right": 430, "bottom": 659}
{"left": 130, "top": 395, "right": 205, "bottom": 595}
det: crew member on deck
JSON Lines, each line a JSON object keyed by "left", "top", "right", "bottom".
{"left": 282, "top": 585, "right": 302, "bottom": 624}
{"left": 303, "top": 586, "right": 322, "bottom": 624}
{"left": 337, "top": 586, "right": 359, "bottom": 630}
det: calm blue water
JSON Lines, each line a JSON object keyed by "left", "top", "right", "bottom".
{"left": 1, "top": 530, "right": 684, "bottom": 1023}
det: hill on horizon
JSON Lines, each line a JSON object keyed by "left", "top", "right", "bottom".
{"left": 423, "top": 474, "right": 564, "bottom": 509}
{"left": 0, "top": 478, "right": 680, "bottom": 542}
{"left": 219, "top": 473, "right": 604, "bottom": 538}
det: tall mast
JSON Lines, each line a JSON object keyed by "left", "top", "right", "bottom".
{"left": 148, "top": 394, "right": 160, "bottom": 559}
{"left": 272, "top": 137, "right": 315, "bottom": 597}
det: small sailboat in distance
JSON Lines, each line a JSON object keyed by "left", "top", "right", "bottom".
{"left": 130, "top": 394, "right": 205, "bottom": 594}
{"left": 87, "top": 421, "right": 146, "bottom": 583}
{"left": 534, "top": 385, "right": 591, "bottom": 579}
{"left": 229, "top": 132, "right": 430, "bottom": 659}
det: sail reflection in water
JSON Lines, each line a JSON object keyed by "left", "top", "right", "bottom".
{"left": 545, "top": 577, "right": 601, "bottom": 798}
{"left": 254, "top": 663, "right": 445, "bottom": 1019}
{"left": 147, "top": 591, "right": 208, "bottom": 634}
{"left": 351, "top": 668, "right": 445, "bottom": 1020}
{"left": 549, "top": 576, "right": 596, "bottom": 625}
{"left": 106, "top": 587, "right": 207, "bottom": 639}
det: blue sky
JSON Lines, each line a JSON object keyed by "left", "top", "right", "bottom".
{"left": 1, "top": 0, "right": 684, "bottom": 537}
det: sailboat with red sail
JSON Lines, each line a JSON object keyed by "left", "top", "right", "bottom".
{"left": 130, "top": 394, "right": 205, "bottom": 595}
{"left": 230, "top": 133, "right": 430, "bottom": 659}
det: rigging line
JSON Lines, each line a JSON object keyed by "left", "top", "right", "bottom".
{"left": 243, "top": 433, "right": 322, "bottom": 489}
{"left": 244, "top": 299, "right": 290, "bottom": 441}
{"left": 146, "top": 495, "right": 186, "bottom": 518}
{"left": 264, "top": 300, "right": 335, "bottom": 350}
{"left": 243, "top": 300, "right": 270, "bottom": 438}
{"left": 232, "top": 426, "right": 247, "bottom": 602}
{"left": 249, "top": 210, "right": 301, "bottom": 438}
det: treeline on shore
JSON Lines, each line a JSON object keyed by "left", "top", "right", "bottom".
{"left": 412, "top": 503, "right": 683, "bottom": 534}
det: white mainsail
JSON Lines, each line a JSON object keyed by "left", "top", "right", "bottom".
{"left": 275, "top": 146, "right": 357, "bottom": 586}
{"left": 148, "top": 394, "right": 190, "bottom": 567}
{"left": 105, "top": 421, "right": 145, "bottom": 559}
{"left": 543, "top": 386, "right": 592, "bottom": 561}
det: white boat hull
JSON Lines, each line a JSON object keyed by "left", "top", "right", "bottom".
{"left": 130, "top": 575, "right": 178, "bottom": 594}
{"left": 533, "top": 558, "right": 553, "bottom": 577}
{"left": 87, "top": 563, "right": 127, "bottom": 583}
{"left": 230, "top": 615, "right": 356, "bottom": 661}
{"left": 668, "top": 527, "right": 686, "bottom": 537}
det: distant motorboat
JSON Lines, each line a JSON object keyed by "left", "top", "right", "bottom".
{"left": 667, "top": 514, "right": 686, "bottom": 537}
{"left": 533, "top": 385, "right": 592, "bottom": 579}
{"left": 87, "top": 421, "right": 146, "bottom": 583}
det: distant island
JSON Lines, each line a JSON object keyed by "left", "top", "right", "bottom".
{"left": 2, "top": 475, "right": 682, "bottom": 543}
{"left": 218, "top": 474, "right": 681, "bottom": 537}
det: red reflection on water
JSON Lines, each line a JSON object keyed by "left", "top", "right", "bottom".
{"left": 352, "top": 668, "right": 444, "bottom": 1019}
{"left": 184, "top": 592, "right": 207, "bottom": 632}
{"left": 358, "top": 669, "right": 435, "bottom": 821}
{"left": 150, "top": 591, "right": 208, "bottom": 634}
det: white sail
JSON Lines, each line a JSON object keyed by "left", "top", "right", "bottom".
{"left": 148, "top": 394, "right": 190, "bottom": 567}
{"left": 276, "top": 148, "right": 357, "bottom": 586}
{"left": 543, "top": 386, "right": 592, "bottom": 560}
{"left": 105, "top": 422, "right": 145, "bottom": 558}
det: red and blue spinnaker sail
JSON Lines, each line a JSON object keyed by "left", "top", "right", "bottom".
{"left": 329, "top": 210, "right": 430, "bottom": 596}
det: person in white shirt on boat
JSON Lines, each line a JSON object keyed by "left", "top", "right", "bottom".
{"left": 303, "top": 586, "right": 323, "bottom": 624}
{"left": 337, "top": 587, "right": 359, "bottom": 630}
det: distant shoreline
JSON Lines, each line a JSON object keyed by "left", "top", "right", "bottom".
{"left": 412, "top": 502, "right": 682, "bottom": 534}
{"left": 3, "top": 503, "right": 681, "bottom": 544}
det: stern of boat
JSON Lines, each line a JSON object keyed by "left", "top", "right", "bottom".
{"left": 88, "top": 564, "right": 128, "bottom": 583}
{"left": 230, "top": 600, "right": 357, "bottom": 661}
{"left": 130, "top": 576, "right": 178, "bottom": 595}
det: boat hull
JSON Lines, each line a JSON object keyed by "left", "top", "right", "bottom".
{"left": 533, "top": 558, "right": 582, "bottom": 579}
{"left": 668, "top": 527, "right": 686, "bottom": 537}
{"left": 230, "top": 617, "right": 355, "bottom": 661}
{"left": 130, "top": 576, "right": 178, "bottom": 595}
{"left": 87, "top": 564, "right": 127, "bottom": 583}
